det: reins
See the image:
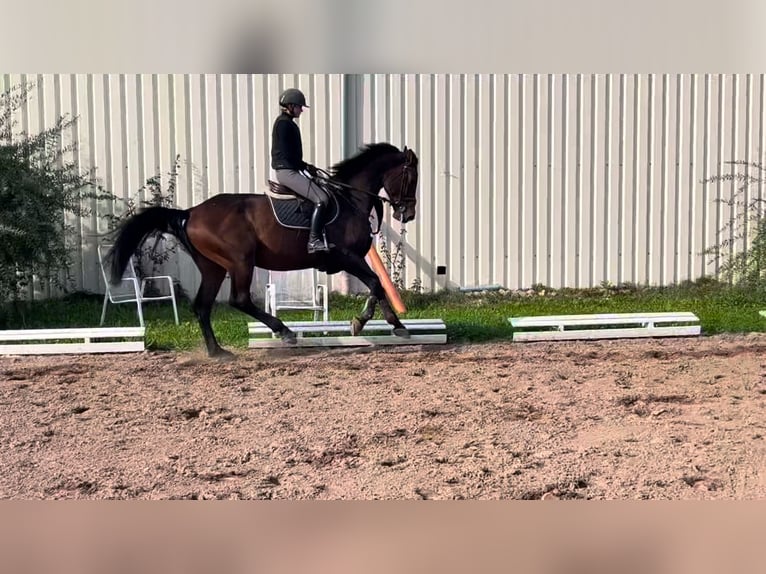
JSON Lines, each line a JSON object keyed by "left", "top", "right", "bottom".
{"left": 309, "top": 158, "right": 413, "bottom": 234}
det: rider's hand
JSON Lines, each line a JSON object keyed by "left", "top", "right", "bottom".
{"left": 306, "top": 163, "right": 319, "bottom": 177}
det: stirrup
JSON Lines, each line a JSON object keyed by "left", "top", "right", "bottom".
{"left": 307, "top": 237, "right": 330, "bottom": 253}
{"left": 307, "top": 242, "right": 329, "bottom": 253}
{"left": 307, "top": 233, "right": 335, "bottom": 253}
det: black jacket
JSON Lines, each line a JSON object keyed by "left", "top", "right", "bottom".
{"left": 270, "top": 112, "right": 306, "bottom": 171}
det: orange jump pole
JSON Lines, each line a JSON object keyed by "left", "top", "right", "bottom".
{"left": 366, "top": 244, "right": 407, "bottom": 314}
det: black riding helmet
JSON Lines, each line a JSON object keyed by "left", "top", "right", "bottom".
{"left": 279, "top": 88, "right": 309, "bottom": 109}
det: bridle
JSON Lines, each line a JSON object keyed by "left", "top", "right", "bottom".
{"left": 394, "top": 157, "right": 416, "bottom": 218}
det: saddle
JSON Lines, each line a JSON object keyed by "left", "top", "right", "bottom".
{"left": 265, "top": 179, "right": 340, "bottom": 230}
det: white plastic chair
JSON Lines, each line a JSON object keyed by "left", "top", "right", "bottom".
{"left": 97, "top": 244, "right": 180, "bottom": 327}
{"left": 264, "top": 268, "right": 329, "bottom": 322}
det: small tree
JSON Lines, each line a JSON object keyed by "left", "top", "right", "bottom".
{"left": 0, "top": 82, "right": 111, "bottom": 304}
{"left": 377, "top": 226, "right": 407, "bottom": 290}
{"left": 702, "top": 160, "right": 766, "bottom": 289}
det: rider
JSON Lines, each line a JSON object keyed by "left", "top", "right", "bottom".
{"left": 271, "top": 88, "right": 333, "bottom": 253}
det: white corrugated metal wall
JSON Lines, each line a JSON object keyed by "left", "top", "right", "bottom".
{"left": 360, "top": 74, "right": 764, "bottom": 291}
{"left": 1, "top": 74, "right": 762, "bottom": 300}
{"left": 0, "top": 73, "right": 345, "bottom": 300}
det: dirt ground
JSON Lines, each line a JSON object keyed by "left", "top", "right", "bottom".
{"left": 1, "top": 333, "right": 765, "bottom": 500}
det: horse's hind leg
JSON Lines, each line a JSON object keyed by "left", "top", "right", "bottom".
{"left": 228, "top": 264, "right": 297, "bottom": 345}
{"left": 192, "top": 256, "right": 230, "bottom": 358}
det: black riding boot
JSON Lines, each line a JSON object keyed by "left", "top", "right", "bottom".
{"left": 307, "top": 202, "right": 333, "bottom": 253}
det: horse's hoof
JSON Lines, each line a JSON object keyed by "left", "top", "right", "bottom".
{"left": 351, "top": 318, "right": 364, "bottom": 336}
{"left": 211, "top": 348, "right": 236, "bottom": 362}
{"left": 393, "top": 327, "right": 411, "bottom": 338}
{"left": 281, "top": 330, "right": 297, "bottom": 345}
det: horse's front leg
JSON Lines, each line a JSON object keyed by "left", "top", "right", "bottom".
{"left": 377, "top": 295, "right": 410, "bottom": 338}
{"left": 350, "top": 293, "right": 379, "bottom": 336}
{"left": 341, "top": 252, "right": 409, "bottom": 338}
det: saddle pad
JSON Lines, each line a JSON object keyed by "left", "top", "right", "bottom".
{"left": 266, "top": 180, "right": 341, "bottom": 230}
{"left": 268, "top": 196, "right": 315, "bottom": 229}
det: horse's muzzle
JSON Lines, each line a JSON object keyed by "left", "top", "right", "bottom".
{"left": 393, "top": 206, "right": 416, "bottom": 224}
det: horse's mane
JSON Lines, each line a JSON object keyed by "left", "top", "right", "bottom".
{"left": 329, "top": 143, "right": 401, "bottom": 181}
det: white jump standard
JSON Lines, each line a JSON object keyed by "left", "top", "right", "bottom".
{"left": 0, "top": 327, "right": 146, "bottom": 355}
{"left": 509, "top": 312, "right": 701, "bottom": 342}
{"left": 249, "top": 318, "right": 447, "bottom": 348}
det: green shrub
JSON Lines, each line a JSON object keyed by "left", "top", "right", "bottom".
{"left": 703, "top": 160, "right": 766, "bottom": 291}
{"left": 0, "top": 82, "right": 111, "bottom": 304}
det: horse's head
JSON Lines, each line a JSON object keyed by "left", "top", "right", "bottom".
{"left": 330, "top": 143, "right": 420, "bottom": 223}
{"left": 383, "top": 146, "right": 419, "bottom": 223}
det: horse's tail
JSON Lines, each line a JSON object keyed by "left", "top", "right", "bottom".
{"left": 108, "top": 206, "right": 193, "bottom": 285}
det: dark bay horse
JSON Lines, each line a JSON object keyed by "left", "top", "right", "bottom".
{"left": 108, "top": 142, "right": 419, "bottom": 358}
